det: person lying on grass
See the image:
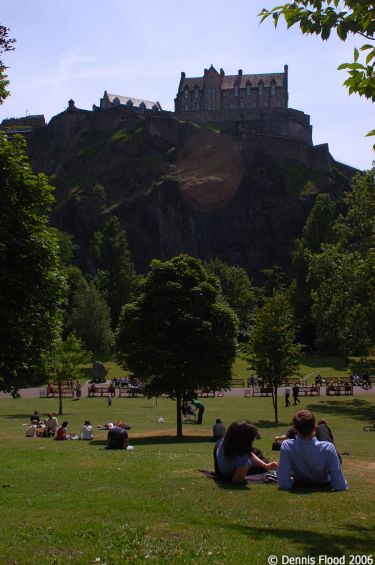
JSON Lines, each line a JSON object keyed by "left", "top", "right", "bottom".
{"left": 214, "top": 421, "right": 278, "bottom": 483}
{"left": 277, "top": 409, "right": 348, "bottom": 491}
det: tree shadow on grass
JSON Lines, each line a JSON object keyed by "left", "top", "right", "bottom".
{"left": 217, "top": 522, "right": 375, "bottom": 555}
{"left": 90, "top": 434, "right": 211, "bottom": 447}
{"left": 305, "top": 399, "right": 374, "bottom": 421}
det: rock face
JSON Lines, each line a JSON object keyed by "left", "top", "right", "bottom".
{"left": 27, "top": 106, "right": 355, "bottom": 279}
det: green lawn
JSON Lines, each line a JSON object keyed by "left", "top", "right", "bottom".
{"left": 0, "top": 392, "right": 374, "bottom": 564}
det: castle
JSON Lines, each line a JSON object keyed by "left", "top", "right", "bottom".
{"left": 1, "top": 65, "right": 326, "bottom": 152}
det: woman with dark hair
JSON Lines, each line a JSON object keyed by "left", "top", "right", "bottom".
{"left": 214, "top": 421, "right": 277, "bottom": 483}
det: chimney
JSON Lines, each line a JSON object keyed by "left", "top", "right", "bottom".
{"left": 238, "top": 69, "right": 243, "bottom": 76}
{"left": 181, "top": 72, "right": 186, "bottom": 79}
{"left": 220, "top": 68, "right": 225, "bottom": 76}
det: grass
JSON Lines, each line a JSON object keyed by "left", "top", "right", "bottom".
{"left": 0, "top": 391, "right": 374, "bottom": 564}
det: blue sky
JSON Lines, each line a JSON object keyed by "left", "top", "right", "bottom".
{"left": 1, "top": 0, "right": 373, "bottom": 170}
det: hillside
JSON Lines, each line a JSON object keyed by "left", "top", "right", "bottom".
{"left": 27, "top": 105, "right": 354, "bottom": 278}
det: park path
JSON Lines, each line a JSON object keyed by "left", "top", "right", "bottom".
{"left": 1, "top": 382, "right": 374, "bottom": 399}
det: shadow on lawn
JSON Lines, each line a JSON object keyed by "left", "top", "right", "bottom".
{"left": 220, "top": 522, "right": 375, "bottom": 555}
{"left": 90, "top": 435, "right": 212, "bottom": 446}
{"left": 305, "top": 399, "right": 374, "bottom": 421}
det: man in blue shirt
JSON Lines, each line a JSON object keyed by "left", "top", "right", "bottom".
{"left": 277, "top": 410, "right": 348, "bottom": 491}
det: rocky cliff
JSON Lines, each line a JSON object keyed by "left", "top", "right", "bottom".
{"left": 27, "top": 105, "right": 354, "bottom": 279}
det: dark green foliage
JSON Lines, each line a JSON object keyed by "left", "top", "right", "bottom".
{"left": 259, "top": 265, "right": 286, "bottom": 297}
{"left": 53, "top": 229, "right": 78, "bottom": 266}
{"left": 307, "top": 170, "right": 374, "bottom": 355}
{"left": 204, "top": 258, "right": 256, "bottom": 331}
{"left": 288, "top": 193, "right": 336, "bottom": 345}
{"left": 115, "top": 255, "right": 238, "bottom": 436}
{"left": 247, "top": 292, "right": 301, "bottom": 422}
{"left": 92, "top": 216, "right": 137, "bottom": 327}
{"left": 69, "top": 283, "right": 114, "bottom": 355}
{"left": 0, "top": 134, "right": 66, "bottom": 392}
{"left": 0, "top": 25, "right": 15, "bottom": 103}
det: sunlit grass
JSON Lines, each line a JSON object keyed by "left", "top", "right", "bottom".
{"left": 0, "top": 392, "right": 374, "bottom": 564}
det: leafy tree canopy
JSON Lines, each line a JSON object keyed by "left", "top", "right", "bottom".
{"left": 0, "top": 24, "right": 15, "bottom": 103}
{"left": 204, "top": 258, "right": 256, "bottom": 331}
{"left": 0, "top": 134, "right": 66, "bottom": 393}
{"left": 115, "top": 255, "right": 238, "bottom": 436}
{"left": 69, "top": 282, "right": 114, "bottom": 356}
{"left": 247, "top": 292, "right": 300, "bottom": 422}
{"left": 92, "top": 216, "right": 137, "bottom": 326}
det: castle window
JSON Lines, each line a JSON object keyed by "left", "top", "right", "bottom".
{"left": 258, "top": 81, "right": 264, "bottom": 96}
{"left": 184, "top": 88, "right": 189, "bottom": 99}
{"left": 229, "top": 101, "right": 233, "bottom": 109}
{"left": 126, "top": 99, "right": 134, "bottom": 107}
{"left": 194, "top": 88, "right": 199, "bottom": 99}
{"left": 234, "top": 86, "right": 239, "bottom": 97}
{"left": 271, "top": 81, "right": 276, "bottom": 96}
{"left": 246, "top": 83, "right": 251, "bottom": 96}
{"left": 240, "top": 100, "right": 244, "bottom": 108}
{"left": 184, "top": 103, "right": 189, "bottom": 111}
{"left": 113, "top": 97, "right": 121, "bottom": 106}
{"left": 264, "top": 100, "right": 269, "bottom": 107}
{"left": 252, "top": 101, "right": 257, "bottom": 108}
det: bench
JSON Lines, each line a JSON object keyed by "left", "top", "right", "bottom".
{"left": 42, "top": 388, "right": 74, "bottom": 398}
{"left": 247, "top": 386, "right": 273, "bottom": 397}
{"left": 87, "top": 386, "right": 116, "bottom": 398}
{"left": 284, "top": 377, "right": 300, "bottom": 385}
{"left": 118, "top": 387, "right": 144, "bottom": 398}
{"left": 298, "top": 386, "right": 320, "bottom": 396}
{"left": 231, "top": 378, "right": 244, "bottom": 388}
{"left": 196, "top": 388, "right": 224, "bottom": 398}
{"left": 326, "top": 383, "right": 353, "bottom": 396}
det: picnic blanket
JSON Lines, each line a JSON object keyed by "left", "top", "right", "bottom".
{"left": 199, "top": 469, "right": 277, "bottom": 483}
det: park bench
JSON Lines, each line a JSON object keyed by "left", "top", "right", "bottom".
{"left": 196, "top": 388, "right": 224, "bottom": 398}
{"left": 298, "top": 385, "right": 320, "bottom": 396}
{"left": 231, "top": 378, "right": 244, "bottom": 388}
{"left": 250, "top": 386, "right": 273, "bottom": 397}
{"left": 326, "top": 383, "right": 353, "bottom": 396}
{"left": 118, "top": 386, "right": 144, "bottom": 398}
{"left": 284, "top": 377, "right": 300, "bottom": 385}
{"left": 87, "top": 386, "right": 116, "bottom": 398}
{"left": 41, "top": 387, "right": 74, "bottom": 398}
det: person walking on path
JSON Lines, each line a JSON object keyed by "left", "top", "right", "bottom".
{"left": 293, "top": 383, "right": 301, "bottom": 405}
{"left": 107, "top": 395, "right": 112, "bottom": 407}
{"left": 284, "top": 385, "right": 291, "bottom": 407}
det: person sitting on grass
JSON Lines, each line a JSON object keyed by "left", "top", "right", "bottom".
{"left": 106, "top": 421, "right": 129, "bottom": 450}
{"left": 212, "top": 418, "right": 225, "bottom": 441}
{"left": 44, "top": 413, "right": 58, "bottom": 437}
{"left": 214, "top": 421, "right": 278, "bottom": 483}
{"left": 277, "top": 409, "right": 348, "bottom": 491}
{"left": 55, "top": 421, "right": 69, "bottom": 441}
{"left": 26, "top": 420, "right": 38, "bottom": 437}
{"left": 79, "top": 420, "right": 94, "bottom": 440}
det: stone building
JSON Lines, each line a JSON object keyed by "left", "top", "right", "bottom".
{"left": 175, "top": 64, "right": 288, "bottom": 114}
{"left": 94, "top": 90, "right": 162, "bottom": 113}
{"left": 174, "top": 65, "right": 314, "bottom": 146}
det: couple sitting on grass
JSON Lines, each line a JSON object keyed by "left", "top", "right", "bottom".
{"left": 214, "top": 409, "right": 348, "bottom": 491}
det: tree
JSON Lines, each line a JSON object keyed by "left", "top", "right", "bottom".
{"left": 69, "top": 282, "right": 114, "bottom": 355}
{"left": 115, "top": 255, "right": 238, "bottom": 437}
{"left": 0, "top": 134, "right": 66, "bottom": 394}
{"left": 49, "top": 333, "right": 90, "bottom": 415}
{"left": 259, "top": 1, "right": 375, "bottom": 142}
{"left": 247, "top": 292, "right": 301, "bottom": 423}
{"left": 0, "top": 24, "right": 15, "bottom": 103}
{"left": 307, "top": 169, "right": 374, "bottom": 355}
{"left": 92, "top": 216, "right": 137, "bottom": 327}
{"left": 288, "top": 193, "right": 336, "bottom": 346}
{"left": 204, "top": 258, "right": 256, "bottom": 331}
{"left": 309, "top": 245, "right": 374, "bottom": 356}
